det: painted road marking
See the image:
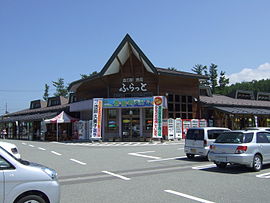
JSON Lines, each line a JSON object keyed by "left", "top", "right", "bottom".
{"left": 22, "top": 143, "right": 26, "bottom": 145}
{"left": 128, "top": 151, "right": 161, "bottom": 160}
{"left": 70, "top": 158, "right": 87, "bottom": 165}
{"left": 177, "top": 147, "right": 184, "bottom": 150}
{"left": 164, "top": 190, "right": 215, "bottom": 203}
{"left": 28, "top": 144, "right": 34, "bottom": 147}
{"left": 51, "top": 151, "right": 62, "bottom": 156}
{"left": 256, "top": 172, "right": 270, "bottom": 179}
{"left": 148, "top": 156, "right": 186, "bottom": 162}
{"left": 102, "top": 171, "right": 130, "bottom": 180}
{"left": 38, "top": 147, "right": 46, "bottom": 151}
{"left": 192, "top": 164, "right": 216, "bottom": 170}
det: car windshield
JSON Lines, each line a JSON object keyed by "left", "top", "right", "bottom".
{"left": 215, "top": 132, "right": 253, "bottom": 143}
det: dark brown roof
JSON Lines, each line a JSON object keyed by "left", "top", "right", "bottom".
{"left": 4, "top": 103, "right": 70, "bottom": 117}
{"left": 200, "top": 94, "right": 270, "bottom": 108}
{"left": 156, "top": 68, "right": 208, "bottom": 79}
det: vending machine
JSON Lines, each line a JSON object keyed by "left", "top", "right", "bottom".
{"left": 199, "top": 119, "right": 207, "bottom": 127}
{"left": 162, "top": 119, "right": 168, "bottom": 139}
{"left": 167, "top": 118, "right": 175, "bottom": 140}
{"left": 191, "top": 119, "right": 199, "bottom": 127}
{"left": 182, "top": 119, "right": 192, "bottom": 139}
{"left": 174, "top": 118, "right": 182, "bottom": 139}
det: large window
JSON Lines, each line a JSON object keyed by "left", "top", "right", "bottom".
{"left": 144, "top": 108, "right": 153, "bottom": 131}
{"left": 168, "top": 94, "right": 193, "bottom": 119}
{"left": 107, "top": 109, "right": 117, "bottom": 131}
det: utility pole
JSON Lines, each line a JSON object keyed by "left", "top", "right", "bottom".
{"left": 5, "top": 102, "right": 8, "bottom": 114}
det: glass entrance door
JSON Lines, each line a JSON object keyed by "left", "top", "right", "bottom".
{"left": 122, "top": 109, "right": 140, "bottom": 141}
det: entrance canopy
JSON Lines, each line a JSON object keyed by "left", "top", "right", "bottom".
{"left": 214, "top": 106, "right": 270, "bottom": 115}
{"left": 44, "top": 111, "right": 78, "bottom": 123}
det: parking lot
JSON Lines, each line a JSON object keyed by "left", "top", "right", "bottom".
{"left": 4, "top": 139, "right": 270, "bottom": 203}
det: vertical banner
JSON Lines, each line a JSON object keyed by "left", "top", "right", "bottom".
{"left": 152, "top": 96, "right": 163, "bottom": 138}
{"left": 91, "top": 98, "right": 103, "bottom": 139}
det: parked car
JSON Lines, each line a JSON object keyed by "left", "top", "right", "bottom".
{"left": 245, "top": 127, "right": 270, "bottom": 132}
{"left": 208, "top": 130, "right": 270, "bottom": 171}
{"left": 0, "top": 141, "right": 21, "bottom": 159}
{"left": 0, "top": 146, "right": 60, "bottom": 203}
{"left": 184, "top": 127, "right": 230, "bottom": 159}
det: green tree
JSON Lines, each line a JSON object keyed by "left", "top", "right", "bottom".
{"left": 209, "top": 63, "right": 218, "bottom": 93}
{"left": 219, "top": 71, "right": 230, "bottom": 88}
{"left": 191, "top": 64, "right": 207, "bottom": 75}
{"left": 167, "top": 67, "right": 178, "bottom": 71}
{"left": 52, "top": 78, "right": 68, "bottom": 97}
{"left": 80, "top": 71, "right": 98, "bottom": 79}
{"left": 43, "top": 84, "right": 50, "bottom": 101}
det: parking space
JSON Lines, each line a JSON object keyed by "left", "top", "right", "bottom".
{"left": 3, "top": 139, "right": 270, "bottom": 202}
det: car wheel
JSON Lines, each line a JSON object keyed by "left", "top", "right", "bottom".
{"left": 252, "top": 154, "right": 262, "bottom": 172}
{"left": 215, "top": 162, "right": 227, "bottom": 169}
{"left": 16, "top": 194, "right": 46, "bottom": 203}
{"left": 186, "top": 153, "right": 194, "bottom": 159}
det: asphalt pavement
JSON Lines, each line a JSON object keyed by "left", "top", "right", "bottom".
{"left": 2, "top": 139, "right": 270, "bottom": 203}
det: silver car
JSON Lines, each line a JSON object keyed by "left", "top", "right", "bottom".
{"left": 184, "top": 127, "right": 230, "bottom": 159}
{"left": 208, "top": 130, "right": 270, "bottom": 171}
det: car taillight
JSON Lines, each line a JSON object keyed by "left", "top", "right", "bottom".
{"left": 235, "top": 146, "right": 248, "bottom": 154}
{"left": 204, "top": 140, "right": 207, "bottom": 146}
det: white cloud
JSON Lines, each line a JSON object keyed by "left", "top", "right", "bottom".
{"left": 228, "top": 63, "right": 270, "bottom": 84}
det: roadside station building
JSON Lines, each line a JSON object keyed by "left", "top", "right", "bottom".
{"left": 68, "top": 34, "right": 207, "bottom": 141}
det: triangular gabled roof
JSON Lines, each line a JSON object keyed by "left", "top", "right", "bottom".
{"left": 99, "top": 34, "right": 158, "bottom": 76}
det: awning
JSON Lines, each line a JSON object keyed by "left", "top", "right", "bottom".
{"left": 44, "top": 111, "right": 78, "bottom": 123}
{"left": 213, "top": 106, "right": 270, "bottom": 115}
{"left": 0, "top": 112, "right": 58, "bottom": 123}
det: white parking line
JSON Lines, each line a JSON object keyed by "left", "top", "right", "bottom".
{"left": 164, "top": 190, "right": 215, "bottom": 203}
{"left": 148, "top": 156, "right": 186, "bottom": 162}
{"left": 102, "top": 171, "right": 130, "bottom": 180}
{"left": 128, "top": 151, "right": 160, "bottom": 160}
{"left": 38, "top": 147, "right": 46, "bottom": 151}
{"left": 192, "top": 164, "right": 216, "bottom": 170}
{"left": 22, "top": 143, "right": 26, "bottom": 145}
{"left": 51, "top": 151, "right": 62, "bottom": 156}
{"left": 177, "top": 147, "right": 184, "bottom": 150}
{"left": 70, "top": 158, "right": 87, "bottom": 165}
{"left": 256, "top": 172, "right": 270, "bottom": 179}
{"left": 28, "top": 144, "right": 34, "bottom": 147}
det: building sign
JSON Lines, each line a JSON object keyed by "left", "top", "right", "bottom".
{"left": 119, "top": 77, "right": 148, "bottom": 93}
{"left": 91, "top": 98, "right": 103, "bottom": 139}
{"left": 152, "top": 96, "right": 163, "bottom": 138}
{"left": 103, "top": 97, "right": 153, "bottom": 108}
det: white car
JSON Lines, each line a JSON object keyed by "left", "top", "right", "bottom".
{"left": 0, "top": 146, "right": 60, "bottom": 203}
{"left": 0, "top": 141, "right": 21, "bottom": 159}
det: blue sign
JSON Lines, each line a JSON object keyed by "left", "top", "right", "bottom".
{"left": 103, "top": 97, "right": 153, "bottom": 108}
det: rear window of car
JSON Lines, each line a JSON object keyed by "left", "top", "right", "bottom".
{"left": 215, "top": 132, "right": 254, "bottom": 143}
{"left": 186, "top": 129, "right": 204, "bottom": 140}
{"left": 207, "top": 130, "right": 229, "bottom": 139}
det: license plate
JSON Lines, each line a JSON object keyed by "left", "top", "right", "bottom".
{"left": 216, "top": 156, "right": 227, "bottom": 162}
{"left": 191, "top": 149, "right": 196, "bottom": 153}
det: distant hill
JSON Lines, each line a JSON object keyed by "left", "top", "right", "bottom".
{"left": 216, "top": 79, "right": 270, "bottom": 95}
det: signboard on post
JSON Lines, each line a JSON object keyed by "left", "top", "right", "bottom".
{"left": 152, "top": 96, "right": 163, "bottom": 139}
{"left": 91, "top": 98, "right": 103, "bottom": 139}
{"left": 175, "top": 118, "right": 182, "bottom": 139}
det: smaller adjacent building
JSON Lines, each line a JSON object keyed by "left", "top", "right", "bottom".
{"left": 200, "top": 89, "right": 270, "bottom": 129}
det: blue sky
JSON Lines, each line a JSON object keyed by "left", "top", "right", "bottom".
{"left": 1, "top": 0, "right": 270, "bottom": 113}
